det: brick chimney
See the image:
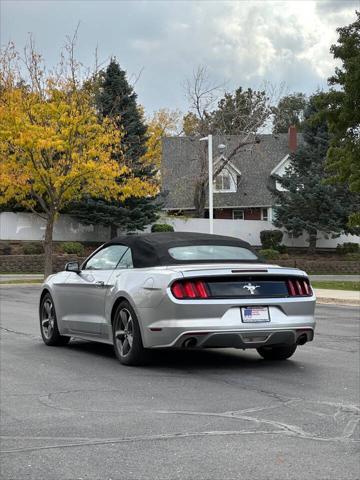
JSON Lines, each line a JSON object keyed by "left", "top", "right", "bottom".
{"left": 288, "top": 125, "right": 297, "bottom": 153}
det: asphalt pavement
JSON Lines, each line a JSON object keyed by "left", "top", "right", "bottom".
{"left": 0, "top": 287, "right": 359, "bottom": 480}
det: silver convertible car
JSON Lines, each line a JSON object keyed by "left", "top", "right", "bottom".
{"left": 39, "top": 232, "right": 316, "bottom": 365}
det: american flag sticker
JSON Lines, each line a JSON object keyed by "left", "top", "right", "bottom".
{"left": 241, "top": 307, "right": 270, "bottom": 322}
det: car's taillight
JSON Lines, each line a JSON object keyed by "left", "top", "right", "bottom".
{"left": 171, "top": 280, "right": 209, "bottom": 299}
{"left": 286, "top": 278, "right": 312, "bottom": 297}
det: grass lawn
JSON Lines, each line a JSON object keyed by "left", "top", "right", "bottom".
{"left": 312, "top": 281, "right": 360, "bottom": 291}
{"left": 0, "top": 272, "right": 43, "bottom": 275}
{"left": 0, "top": 279, "right": 42, "bottom": 285}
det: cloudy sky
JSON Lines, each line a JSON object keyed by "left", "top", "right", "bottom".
{"left": 1, "top": 0, "right": 358, "bottom": 115}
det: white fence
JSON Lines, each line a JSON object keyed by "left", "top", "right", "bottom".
{"left": 164, "top": 217, "right": 360, "bottom": 249}
{"left": 0, "top": 212, "right": 110, "bottom": 242}
{"left": 0, "top": 211, "right": 359, "bottom": 248}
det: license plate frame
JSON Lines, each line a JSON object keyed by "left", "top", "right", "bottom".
{"left": 241, "top": 306, "right": 270, "bottom": 323}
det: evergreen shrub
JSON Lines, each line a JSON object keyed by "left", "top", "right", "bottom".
{"left": 260, "top": 230, "right": 283, "bottom": 250}
{"left": 258, "top": 249, "right": 281, "bottom": 260}
{"left": 151, "top": 224, "right": 174, "bottom": 232}
{"left": 336, "top": 243, "right": 359, "bottom": 255}
{"left": 23, "top": 242, "right": 44, "bottom": 255}
{"left": 61, "top": 242, "right": 84, "bottom": 255}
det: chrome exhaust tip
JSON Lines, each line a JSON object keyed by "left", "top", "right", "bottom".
{"left": 183, "top": 337, "right": 197, "bottom": 348}
{"left": 297, "top": 334, "right": 308, "bottom": 345}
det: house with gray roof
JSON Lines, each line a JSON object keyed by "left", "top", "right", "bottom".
{"left": 161, "top": 127, "right": 300, "bottom": 222}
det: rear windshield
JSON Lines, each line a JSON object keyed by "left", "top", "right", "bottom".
{"left": 168, "top": 245, "right": 258, "bottom": 261}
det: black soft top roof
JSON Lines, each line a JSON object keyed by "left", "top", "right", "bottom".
{"left": 104, "top": 232, "right": 258, "bottom": 268}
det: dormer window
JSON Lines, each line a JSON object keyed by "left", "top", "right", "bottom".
{"left": 213, "top": 158, "right": 241, "bottom": 193}
{"left": 214, "top": 169, "right": 232, "bottom": 191}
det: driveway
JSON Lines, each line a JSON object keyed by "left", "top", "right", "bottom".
{"left": 1, "top": 287, "right": 359, "bottom": 479}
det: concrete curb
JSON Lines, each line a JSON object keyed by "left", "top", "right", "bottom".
{"left": 316, "top": 298, "right": 360, "bottom": 307}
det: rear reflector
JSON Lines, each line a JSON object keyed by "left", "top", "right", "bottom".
{"left": 171, "top": 280, "right": 209, "bottom": 299}
{"left": 286, "top": 278, "right": 312, "bottom": 297}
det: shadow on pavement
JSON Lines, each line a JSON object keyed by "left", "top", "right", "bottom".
{"left": 64, "top": 339, "right": 300, "bottom": 372}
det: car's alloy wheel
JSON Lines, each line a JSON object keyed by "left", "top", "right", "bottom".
{"left": 42, "top": 298, "right": 56, "bottom": 339}
{"left": 115, "top": 308, "right": 134, "bottom": 357}
{"left": 257, "top": 344, "right": 297, "bottom": 360}
{"left": 40, "top": 293, "right": 70, "bottom": 346}
{"left": 113, "top": 301, "right": 148, "bottom": 366}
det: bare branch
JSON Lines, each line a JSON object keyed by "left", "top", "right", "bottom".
{"left": 182, "top": 66, "right": 285, "bottom": 216}
{"left": 184, "top": 65, "right": 225, "bottom": 123}
{"left": 64, "top": 21, "right": 81, "bottom": 89}
{"left": 23, "top": 34, "right": 45, "bottom": 97}
{"left": 129, "top": 66, "right": 144, "bottom": 87}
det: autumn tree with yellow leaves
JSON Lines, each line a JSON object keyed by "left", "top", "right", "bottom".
{"left": 142, "top": 109, "right": 182, "bottom": 170}
{"left": 0, "top": 41, "right": 156, "bottom": 276}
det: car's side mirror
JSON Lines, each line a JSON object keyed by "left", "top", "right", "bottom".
{"left": 65, "top": 261, "right": 81, "bottom": 273}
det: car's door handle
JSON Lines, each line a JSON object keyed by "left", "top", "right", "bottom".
{"left": 95, "top": 281, "right": 105, "bottom": 287}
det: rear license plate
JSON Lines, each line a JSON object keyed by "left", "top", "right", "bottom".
{"left": 241, "top": 306, "right": 270, "bottom": 323}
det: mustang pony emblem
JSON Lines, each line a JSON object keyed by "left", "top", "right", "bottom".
{"left": 243, "top": 282, "right": 260, "bottom": 295}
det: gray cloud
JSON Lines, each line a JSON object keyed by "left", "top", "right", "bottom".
{"left": 315, "top": 0, "right": 358, "bottom": 15}
{"left": 1, "top": 0, "right": 358, "bottom": 115}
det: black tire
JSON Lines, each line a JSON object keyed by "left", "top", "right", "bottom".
{"left": 39, "top": 293, "right": 70, "bottom": 346}
{"left": 257, "top": 344, "right": 297, "bottom": 360}
{"left": 113, "top": 301, "right": 148, "bottom": 366}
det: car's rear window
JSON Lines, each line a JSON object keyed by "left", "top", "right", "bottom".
{"left": 168, "top": 245, "right": 258, "bottom": 261}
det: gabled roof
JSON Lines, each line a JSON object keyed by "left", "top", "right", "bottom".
{"left": 214, "top": 156, "right": 242, "bottom": 177}
{"left": 270, "top": 154, "right": 290, "bottom": 176}
{"left": 161, "top": 134, "right": 301, "bottom": 209}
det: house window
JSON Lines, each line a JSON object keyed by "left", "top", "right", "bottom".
{"left": 233, "top": 209, "right": 244, "bottom": 220}
{"left": 214, "top": 169, "right": 233, "bottom": 192}
{"left": 261, "top": 208, "right": 268, "bottom": 221}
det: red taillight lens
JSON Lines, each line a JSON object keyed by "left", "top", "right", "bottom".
{"left": 171, "top": 280, "right": 209, "bottom": 299}
{"left": 287, "top": 278, "right": 312, "bottom": 297}
{"left": 194, "top": 280, "right": 208, "bottom": 298}
{"left": 171, "top": 282, "right": 186, "bottom": 299}
{"left": 303, "top": 281, "right": 310, "bottom": 295}
{"left": 287, "top": 279, "right": 296, "bottom": 296}
{"left": 183, "top": 281, "right": 197, "bottom": 298}
{"left": 295, "top": 280, "right": 304, "bottom": 295}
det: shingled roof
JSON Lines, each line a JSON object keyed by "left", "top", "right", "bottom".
{"left": 161, "top": 133, "right": 301, "bottom": 210}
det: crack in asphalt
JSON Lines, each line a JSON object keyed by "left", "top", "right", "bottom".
{"left": 1, "top": 420, "right": 359, "bottom": 455}
{"left": 0, "top": 326, "right": 39, "bottom": 339}
{"left": 156, "top": 405, "right": 360, "bottom": 444}
{"left": 2, "top": 390, "right": 355, "bottom": 454}
{"left": 36, "top": 382, "right": 296, "bottom": 414}
{"left": 0, "top": 430, "right": 283, "bottom": 454}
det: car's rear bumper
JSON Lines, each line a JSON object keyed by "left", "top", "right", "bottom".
{"left": 164, "top": 327, "right": 314, "bottom": 349}
{"left": 139, "top": 295, "right": 316, "bottom": 349}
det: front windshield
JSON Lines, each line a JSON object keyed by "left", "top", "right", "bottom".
{"left": 168, "top": 245, "right": 258, "bottom": 261}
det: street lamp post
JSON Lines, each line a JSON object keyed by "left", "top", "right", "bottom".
{"left": 200, "top": 135, "right": 226, "bottom": 234}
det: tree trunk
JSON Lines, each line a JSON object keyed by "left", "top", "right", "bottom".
{"left": 110, "top": 223, "right": 118, "bottom": 239}
{"left": 307, "top": 231, "right": 317, "bottom": 255}
{"left": 193, "top": 144, "right": 208, "bottom": 218}
{"left": 44, "top": 211, "right": 55, "bottom": 278}
{"left": 194, "top": 179, "right": 206, "bottom": 218}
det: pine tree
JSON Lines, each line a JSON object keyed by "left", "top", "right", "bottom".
{"left": 67, "top": 59, "right": 160, "bottom": 237}
{"left": 324, "top": 11, "right": 360, "bottom": 226}
{"left": 272, "top": 94, "right": 359, "bottom": 253}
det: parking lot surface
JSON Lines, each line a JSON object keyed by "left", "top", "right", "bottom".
{"left": 1, "top": 287, "right": 359, "bottom": 480}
